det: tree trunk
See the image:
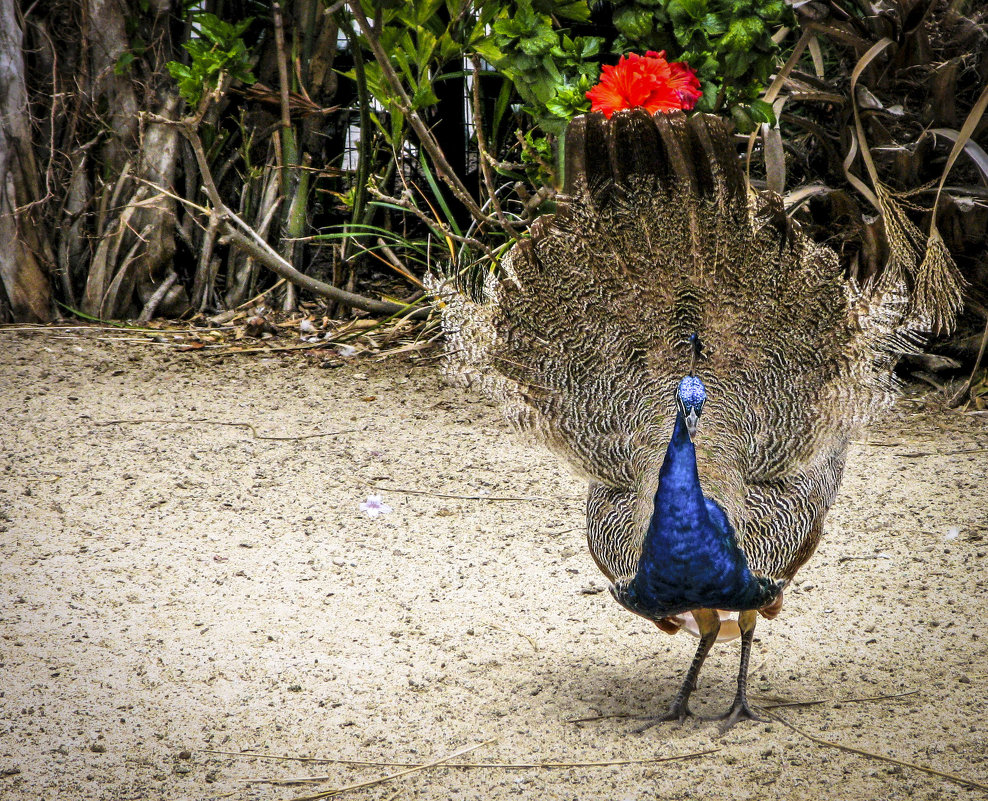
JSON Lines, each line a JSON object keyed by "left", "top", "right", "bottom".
{"left": 81, "top": 93, "right": 186, "bottom": 319}
{"left": 0, "top": 0, "right": 52, "bottom": 322}
{"left": 74, "top": 0, "right": 186, "bottom": 320}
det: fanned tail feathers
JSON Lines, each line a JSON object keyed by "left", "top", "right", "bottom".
{"left": 431, "top": 109, "right": 961, "bottom": 584}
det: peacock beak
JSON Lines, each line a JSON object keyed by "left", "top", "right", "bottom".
{"left": 684, "top": 407, "right": 699, "bottom": 440}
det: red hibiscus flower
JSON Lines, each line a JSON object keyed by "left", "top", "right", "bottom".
{"left": 586, "top": 51, "right": 702, "bottom": 118}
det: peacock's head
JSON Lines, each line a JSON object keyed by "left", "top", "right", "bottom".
{"left": 676, "top": 375, "right": 706, "bottom": 440}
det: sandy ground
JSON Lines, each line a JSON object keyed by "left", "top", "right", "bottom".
{"left": 1, "top": 328, "right": 987, "bottom": 801}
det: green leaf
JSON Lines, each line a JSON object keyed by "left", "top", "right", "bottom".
{"left": 722, "top": 48, "right": 757, "bottom": 78}
{"left": 492, "top": 18, "right": 524, "bottom": 39}
{"left": 701, "top": 13, "right": 726, "bottom": 35}
{"left": 415, "top": 0, "right": 445, "bottom": 26}
{"left": 730, "top": 103, "right": 756, "bottom": 133}
{"left": 518, "top": 26, "right": 557, "bottom": 56}
{"left": 746, "top": 98, "right": 776, "bottom": 124}
{"left": 472, "top": 37, "right": 503, "bottom": 63}
{"left": 613, "top": 5, "right": 654, "bottom": 40}
{"left": 541, "top": 53, "right": 562, "bottom": 83}
{"left": 115, "top": 51, "right": 137, "bottom": 76}
{"left": 676, "top": 0, "right": 706, "bottom": 20}
{"left": 418, "top": 154, "right": 462, "bottom": 238}
{"left": 554, "top": 0, "right": 591, "bottom": 21}
{"left": 756, "top": 0, "right": 787, "bottom": 20}
{"left": 410, "top": 83, "right": 440, "bottom": 109}
{"left": 577, "top": 36, "right": 602, "bottom": 59}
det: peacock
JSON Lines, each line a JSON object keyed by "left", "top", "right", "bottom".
{"left": 431, "top": 109, "right": 962, "bottom": 728}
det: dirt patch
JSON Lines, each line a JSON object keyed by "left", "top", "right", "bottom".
{"left": 1, "top": 329, "right": 986, "bottom": 800}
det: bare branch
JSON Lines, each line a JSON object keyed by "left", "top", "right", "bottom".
{"left": 470, "top": 55, "right": 518, "bottom": 238}
{"left": 143, "top": 112, "right": 430, "bottom": 320}
{"left": 138, "top": 270, "right": 179, "bottom": 321}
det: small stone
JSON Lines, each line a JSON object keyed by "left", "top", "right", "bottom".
{"left": 178, "top": 750, "right": 192, "bottom": 760}
{"left": 89, "top": 743, "right": 106, "bottom": 754}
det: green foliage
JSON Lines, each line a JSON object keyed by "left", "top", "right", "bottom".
{"left": 166, "top": 12, "right": 256, "bottom": 107}
{"left": 343, "top": 1, "right": 599, "bottom": 144}
{"left": 607, "top": 0, "right": 793, "bottom": 115}
{"left": 483, "top": 0, "right": 602, "bottom": 134}
{"left": 338, "top": 0, "right": 792, "bottom": 226}
{"left": 544, "top": 74, "right": 595, "bottom": 121}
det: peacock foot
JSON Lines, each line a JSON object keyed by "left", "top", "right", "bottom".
{"left": 712, "top": 696, "right": 766, "bottom": 733}
{"left": 633, "top": 699, "right": 694, "bottom": 732}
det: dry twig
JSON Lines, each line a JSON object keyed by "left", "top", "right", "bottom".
{"left": 281, "top": 740, "right": 494, "bottom": 800}
{"left": 207, "top": 746, "right": 718, "bottom": 771}
{"left": 367, "top": 483, "right": 557, "bottom": 502}
{"left": 488, "top": 623, "right": 538, "bottom": 653}
{"left": 93, "top": 419, "right": 359, "bottom": 441}
{"left": 758, "top": 689, "right": 918, "bottom": 709}
{"left": 768, "top": 710, "right": 988, "bottom": 792}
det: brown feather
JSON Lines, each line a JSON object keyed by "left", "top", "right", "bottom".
{"left": 431, "top": 109, "right": 955, "bottom": 588}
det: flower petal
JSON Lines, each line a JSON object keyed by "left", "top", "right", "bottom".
{"left": 586, "top": 51, "right": 702, "bottom": 116}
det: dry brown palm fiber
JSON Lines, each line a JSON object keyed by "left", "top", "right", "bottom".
{"left": 914, "top": 83, "right": 988, "bottom": 334}
{"left": 845, "top": 37, "right": 966, "bottom": 332}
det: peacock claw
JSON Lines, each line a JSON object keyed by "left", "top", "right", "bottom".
{"left": 633, "top": 701, "right": 693, "bottom": 733}
{"left": 712, "top": 697, "right": 766, "bottom": 733}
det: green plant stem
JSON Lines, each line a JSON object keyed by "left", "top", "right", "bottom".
{"left": 300, "top": 0, "right": 318, "bottom": 78}
{"left": 273, "top": 0, "right": 304, "bottom": 310}
{"left": 368, "top": 187, "right": 494, "bottom": 258}
{"left": 341, "top": 18, "right": 372, "bottom": 260}
{"left": 345, "top": 0, "right": 494, "bottom": 229}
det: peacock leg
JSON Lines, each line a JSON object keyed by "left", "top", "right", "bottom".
{"left": 715, "top": 608, "right": 766, "bottom": 731}
{"left": 636, "top": 608, "right": 721, "bottom": 731}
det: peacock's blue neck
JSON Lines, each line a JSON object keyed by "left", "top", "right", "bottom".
{"left": 611, "top": 411, "right": 780, "bottom": 620}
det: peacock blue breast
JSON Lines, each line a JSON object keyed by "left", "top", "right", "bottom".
{"left": 611, "top": 409, "right": 782, "bottom": 621}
